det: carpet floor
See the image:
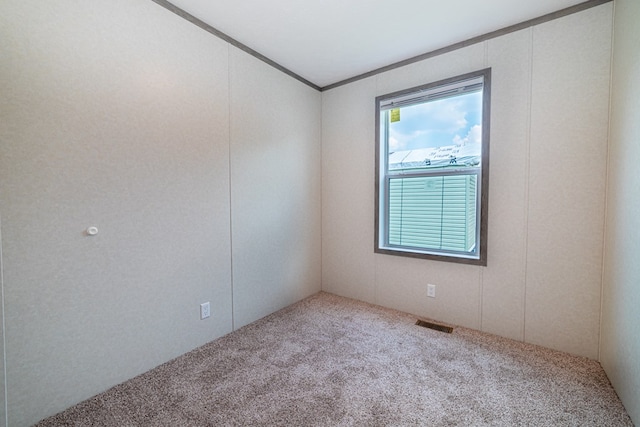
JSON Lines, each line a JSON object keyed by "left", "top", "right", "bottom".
{"left": 37, "top": 292, "right": 633, "bottom": 426}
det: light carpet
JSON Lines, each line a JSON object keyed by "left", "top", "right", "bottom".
{"left": 37, "top": 292, "right": 633, "bottom": 426}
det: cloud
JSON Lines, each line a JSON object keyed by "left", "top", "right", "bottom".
{"left": 389, "top": 136, "right": 402, "bottom": 151}
{"left": 453, "top": 124, "right": 482, "bottom": 145}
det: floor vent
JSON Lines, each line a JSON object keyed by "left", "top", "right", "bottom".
{"left": 415, "top": 319, "right": 453, "bottom": 334}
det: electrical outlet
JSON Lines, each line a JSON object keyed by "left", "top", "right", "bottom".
{"left": 200, "top": 302, "right": 210, "bottom": 319}
{"left": 427, "top": 284, "right": 436, "bottom": 298}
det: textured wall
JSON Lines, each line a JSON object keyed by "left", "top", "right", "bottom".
{"left": 601, "top": 0, "right": 640, "bottom": 424}
{"left": 524, "top": 6, "right": 611, "bottom": 358}
{"left": 230, "top": 49, "right": 322, "bottom": 329}
{"left": 322, "top": 4, "right": 612, "bottom": 359}
{"left": 0, "top": 0, "right": 321, "bottom": 425}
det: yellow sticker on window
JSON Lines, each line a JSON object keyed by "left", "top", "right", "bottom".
{"left": 390, "top": 108, "right": 400, "bottom": 123}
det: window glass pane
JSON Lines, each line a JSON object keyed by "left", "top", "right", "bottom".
{"left": 388, "top": 174, "right": 477, "bottom": 252}
{"left": 388, "top": 91, "right": 483, "bottom": 171}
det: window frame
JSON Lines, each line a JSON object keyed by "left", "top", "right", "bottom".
{"left": 374, "top": 68, "right": 491, "bottom": 266}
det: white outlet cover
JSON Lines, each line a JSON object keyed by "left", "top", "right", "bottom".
{"left": 200, "top": 302, "right": 211, "bottom": 319}
{"left": 427, "top": 284, "right": 436, "bottom": 298}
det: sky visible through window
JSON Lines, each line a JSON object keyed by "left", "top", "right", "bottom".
{"left": 388, "top": 91, "right": 483, "bottom": 153}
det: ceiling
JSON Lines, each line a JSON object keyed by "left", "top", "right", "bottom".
{"left": 166, "top": 0, "right": 589, "bottom": 88}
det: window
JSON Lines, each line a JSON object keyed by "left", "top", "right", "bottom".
{"left": 375, "top": 69, "right": 491, "bottom": 265}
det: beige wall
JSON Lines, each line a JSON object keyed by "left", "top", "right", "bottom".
{"left": 0, "top": 0, "right": 321, "bottom": 425}
{"left": 229, "top": 49, "right": 322, "bottom": 328}
{"left": 601, "top": 0, "right": 640, "bottom": 424}
{"left": 322, "top": 4, "right": 612, "bottom": 359}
